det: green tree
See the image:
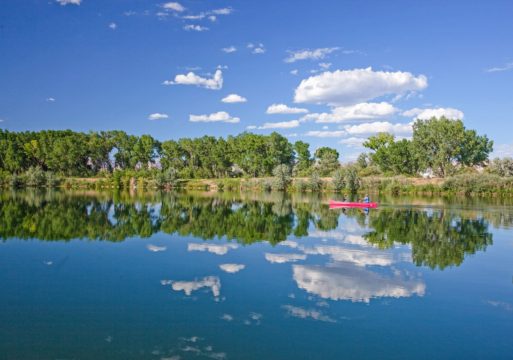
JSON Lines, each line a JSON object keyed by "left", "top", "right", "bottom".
{"left": 294, "top": 140, "right": 313, "bottom": 175}
{"left": 314, "top": 147, "right": 340, "bottom": 176}
{"left": 412, "top": 117, "right": 493, "bottom": 177}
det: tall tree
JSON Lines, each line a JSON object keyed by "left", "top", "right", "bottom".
{"left": 412, "top": 117, "right": 493, "bottom": 176}
{"left": 293, "top": 140, "right": 312, "bottom": 175}
{"left": 314, "top": 147, "right": 340, "bottom": 176}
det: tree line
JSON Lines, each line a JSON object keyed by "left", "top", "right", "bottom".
{"left": 0, "top": 117, "right": 498, "bottom": 183}
{"left": 0, "top": 129, "right": 340, "bottom": 178}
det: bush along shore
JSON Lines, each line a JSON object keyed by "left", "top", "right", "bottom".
{"left": 3, "top": 166, "right": 513, "bottom": 197}
{"left": 2, "top": 117, "right": 513, "bottom": 196}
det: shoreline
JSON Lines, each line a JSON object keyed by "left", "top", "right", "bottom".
{"left": 3, "top": 174, "right": 513, "bottom": 197}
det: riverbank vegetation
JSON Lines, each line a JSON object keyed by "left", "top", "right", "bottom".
{"left": 1, "top": 117, "right": 511, "bottom": 195}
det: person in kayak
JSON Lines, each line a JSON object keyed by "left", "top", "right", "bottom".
{"left": 362, "top": 195, "right": 370, "bottom": 203}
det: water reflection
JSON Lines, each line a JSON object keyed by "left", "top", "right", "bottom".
{"left": 2, "top": 190, "right": 513, "bottom": 359}
{"left": 0, "top": 190, "right": 503, "bottom": 271}
{"left": 292, "top": 264, "right": 426, "bottom": 303}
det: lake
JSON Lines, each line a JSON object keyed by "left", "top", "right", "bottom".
{"left": 1, "top": 190, "right": 512, "bottom": 359}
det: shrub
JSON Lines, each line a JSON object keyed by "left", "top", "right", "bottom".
{"left": 25, "top": 166, "right": 45, "bottom": 187}
{"left": 155, "top": 168, "right": 179, "bottom": 189}
{"left": 345, "top": 166, "right": 361, "bottom": 193}
{"left": 272, "top": 164, "right": 292, "bottom": 191}
{"left": 295, "top": 180, "right": 308, "bottom": 193}
{"left": 332, "top": 169, "right": 346, "bottom": 192}
{"left": 309, "top": 172, "right": 323, "bottom": 192}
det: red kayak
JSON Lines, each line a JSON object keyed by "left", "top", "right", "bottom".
{"left": 329, "top": 200, "right": 378, "bottom": 209}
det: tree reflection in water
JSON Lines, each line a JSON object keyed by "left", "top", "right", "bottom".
{"left": 0, "top": 190, "right": 502, "bottom": 269}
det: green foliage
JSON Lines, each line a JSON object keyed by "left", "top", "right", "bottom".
{"left": 412, "top": 117, "right": 493, "bottom": 177}
{"left": 0, "top": 130, "right": 299, "bottom": 182}
{"left": 155, "top": 168, "right": 179, "bottom": 189}
{"left": 441, "top": 173, "right": 513, "bottom": 195}
{"left": 364, "top": 133, "right": 418, "bottom": 175}
{"left": 293, "top": 140, "right": 313, "bottom": 175}
{"left": 314, "top": 147, "right": 340, "bottom": 176}
{"left": 295, "top": 180, "right": 308, "bottom": 193}
{"left": 345, "top": 166, "right": 361, "bottom": 193}
{"left": 356, "top": 153, "right": 370, "bottom": 169}
{"left": 331, "top": 169, "right": 346, "bottom": 192}
{"left": 25, "top": 166, "right": 46, "bottom": 187}
{"left": 272, "top": 164, "right": 292, "bottom": 191}
{"left": 308, "top": 172, "right": 323, "bottom": 192}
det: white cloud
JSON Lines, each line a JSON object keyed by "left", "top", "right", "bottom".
{"left": 184, "top": 24, "right": 209, "bottom": 32}
{"left": 282, "top": 305, "right": 336, "bottom": 322}
{"left": 248, "top": 43, "right": 266, "bottom": 54}
{"left": 339, "top": 137, "right": 366, "bottom": 148}
{"left": 208, "top": 15, "right": 217, "bottom": 22}
{"left": 163, "top": 70, "right": 223, "bottom": 89}
{"left": 293, "top": 264, "right": 425, "bottom": 303}
{"left": 265, "top": 253, "right": 306, "bottom": 264}
{"left": 211, "top": 8, "right": 233, "bottom": 15}
{"left": 222, "top": 94, "right": 247, "bottom": 103}
{"left": 402, "top": 107, "right": 464, "bottom": 120}
{"left": 219, "top": 263, "right": 245, "bottom": 273}
{"left": 108, "top": 22, "right": 117, "bottom": 30}
{"left": 485, "top": 62, "right": 513, "bottom": 73}
{"left": 148, "top": 113, "right": 169, "bottom": 120}
{"left": 290, "top": 69, "right": 299, "bottom": 75}
{"left": 123, "top": 10, "right": 137, "bottom": 16}
{"left": 294, "top": 67, "right": 428, "bottom": 106}
{"left": 162, "top": 2, "right": 185, "bottom": 12}
{"left": 164, "top": 276, "right": 221, "bottom": 297}
{"left": 46, "top": 97, "right": 56, "bottom": 102}
{"left": 246, "top": 125, "right": 257, "bottom": 130}
{"left": 284, "top": 47, "right": 339, "bottom": 63}
{"left": 258, "top": 120, "right": 300, "bottom": 129}
{"left": 305, "top": 130, "right": 346, "bottom": 138}
{"left": 222, "top": 46, "right": 237, "bottom": 53}
{"left": 183, "top": 14, "right": 205, "bottom": 20}
{"left": 302, "top": 102, "right": 397, "bottom": 123}
{"left": 147, "top": 244, "right": 167, "bottom": 252}
{"left": 343, "top": 121, "right": 412, "bottom": 135}
{"left": 266, "top": 104, "right": 308, "bottom": 114}
{"left": 0, "top": 119, "right": 4, "bottom": 123}
{"left": 188, "top": 242, "right": 238, "bottom": 255}
{"left": 56, "top": 0, "right": 81, "bottom": 5}
{"left": 319, "top": 62, "right": 332, "bottom": 69}
{"left": 189, "top": 111, "right": 239, "bottom": 124}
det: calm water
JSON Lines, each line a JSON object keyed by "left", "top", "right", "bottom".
{"left": 1, "top": 190, "right": 512, "bottom": 360}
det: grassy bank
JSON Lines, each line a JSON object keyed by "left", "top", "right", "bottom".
{"left": 3, "top": 168, "right": 513, "bottom": 197}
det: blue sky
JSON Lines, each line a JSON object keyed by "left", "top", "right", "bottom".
{"left": 1, "top": 0, "right": 512, "bottom": 161}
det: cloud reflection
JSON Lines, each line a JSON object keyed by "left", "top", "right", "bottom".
{"left": 162, "top": 276, "right": 221, "bottom": 297}
{"left": 265, "top": 253, "right": 307, "bottom": 264}
{"left": 219, "top": 263, "right": 245, "bottom": 273}
{"left": 292, "top": 264, "right": 425, "bottom": 303}
{"left": 188, "top": 243, "right": 238, "bottom": 255}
